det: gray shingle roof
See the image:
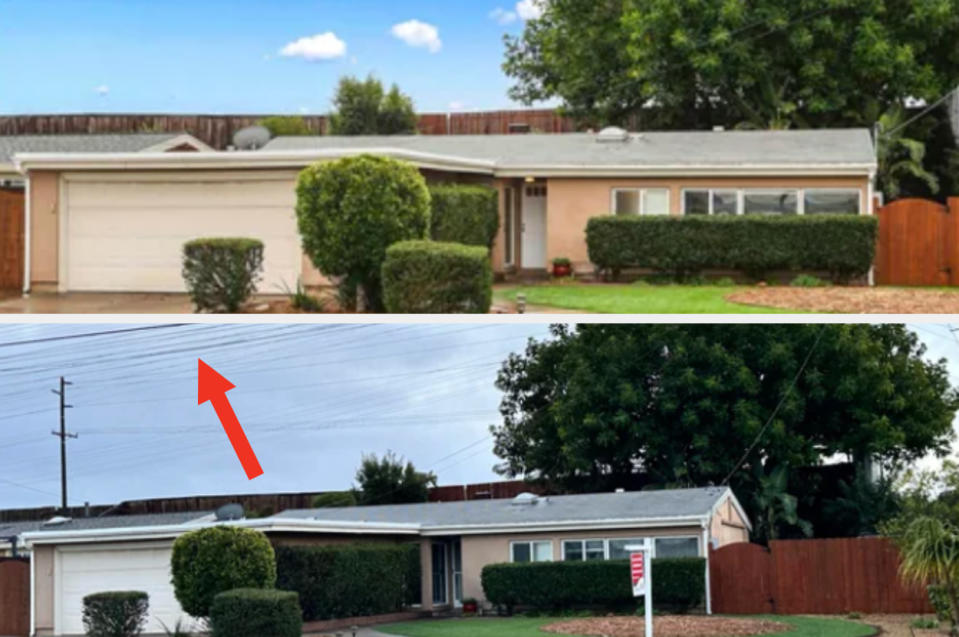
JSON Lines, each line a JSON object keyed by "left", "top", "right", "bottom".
{"left": 1, "top": 510, "right": 212, "bottom": 539}
{"left": 261, "top": 129, "right": 875, "bottom": 169}
{"left": 0, "top": 133, "right": 184, "bottom": 164}
{"left": 276, "top": 487, "right": 729, "bottom": 528}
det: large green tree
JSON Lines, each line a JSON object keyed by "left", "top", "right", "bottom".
{"left": 504, "top": 0, "right": 959, "bottom": 130}
{"left": 354, "top": 451, "right": 437, "bottom": 505}
{"left": 491, "top": 324, "right": 958, "bottom": 540}
{"left": 328, "top": 75, "right": 418, "bottom": 135}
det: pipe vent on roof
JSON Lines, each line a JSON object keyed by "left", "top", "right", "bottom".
{"left": 42, "top": 516, "right": 72, "bottom": 527}
{"left": 596, "top": 126, "right": 630, "bottom": 143}
{"left": 511, "top": 492, "right": 542, "bottom": 505}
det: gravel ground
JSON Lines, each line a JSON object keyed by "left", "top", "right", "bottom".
{"left": 541, "top": 616, "right": 791, "bottom": 637}
{"left": 727, "top": 288, "right": 959, "bottom": 314}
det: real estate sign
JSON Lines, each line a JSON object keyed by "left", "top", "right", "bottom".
{"left": 630, "top": 551, "right": 646, "bottom": 596}
{"left": 626, "top": 540, "right": 653, "bottom": 637}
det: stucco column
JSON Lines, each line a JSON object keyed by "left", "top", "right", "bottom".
{"left": 419, "top": 539, "right": 433, "bottom": 611}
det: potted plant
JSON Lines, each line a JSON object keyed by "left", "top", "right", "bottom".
{"left": 552, "top": 257, "right": 572, "bottom": 278}
{"left": 462, "top": 597, "right": 479, "bottom": 615}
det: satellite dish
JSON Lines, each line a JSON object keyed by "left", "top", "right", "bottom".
{"left": 232, "top": 125, "right": 272, "bottom": 150}
{"left": 215, "top": 503, "right": 245, "bottom": 521}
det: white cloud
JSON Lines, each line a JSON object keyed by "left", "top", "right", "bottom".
{"left": 516, "top": 0, "right": 546, "bottom": 20}
{"left": 391, "top": 19, "right": 442, "bottom": 53}
{"left": 489, "top": 7, "right": 518, "bottom": 24}
{"left": 94, "top": 85, "right": 109, "bottom": 96}
{"left": 279, "top": 32, "right": 347, "bottom": 61}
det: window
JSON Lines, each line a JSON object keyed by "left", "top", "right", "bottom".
{"left": 643, "top": 189, "right": 670, "bottom": 215}
{"left": 804, "top": 189, "right": 860, "bottom": 215}
{"left": 683, "top": 189, "right": 739, "bottom": 215}
{"left": 613, "top": 189, "right": 641, "bottom": 216}
{"left": 562, "top": 539, "right": 606, "bottom": 561}
{"left": 683, "top": 190, "right": 709, "bottom": 215}
{"left": 612, "top": 188, "right": 670, "bottom": 216}
{"left": 712, "top": 190, "right": 738, "bottom": 215}
{"left": 654, "top": 537, "right": 699, "bottom": 558}
{"left": 743, "top": 190, "right": 798, "bottom": 215}
{"left": 511, "top": 540, "right": 552, "bottom": 563}
{"left": 608, "top": 538, "right": 645, "bottom": 560}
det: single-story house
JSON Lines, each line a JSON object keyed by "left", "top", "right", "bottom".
{"left": 10, "top": 128, "right": 876, "bottom": 294}
{"left": 20, "top": 487, "right": 750, "bottom": 636}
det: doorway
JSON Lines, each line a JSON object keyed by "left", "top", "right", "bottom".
{"left": 521, "top": 184, "right": 547, "bottom": 269}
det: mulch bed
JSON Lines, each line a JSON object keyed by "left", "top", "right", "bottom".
{"left": 727, "top": 287, "right": 959, "bottom": 314}
{"left": 542, "top": 616, "right": 791, "bottom": 637}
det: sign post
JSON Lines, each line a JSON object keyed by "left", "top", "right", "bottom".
{"left": 625, "top": 541, "right": 652, "bottom": 637}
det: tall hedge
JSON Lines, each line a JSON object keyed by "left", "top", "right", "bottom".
{"left": 586, "top": 215, "right": 878, "bottom": 281}
{"left": 295, "top": 154, "right": 431, "bottom": 311}
{"left": 275, "top": 543, "right": 421, "bottom": 621}
{"left": 382, "top": 240, "right": 492, "bottom": 313}
{"left": 170, "top": 526, "right": 277, "bottom": 618}
{"left": 182, "top": 238, "right": 264, "bottom": 313}
{"left": 210, "top": 588, "right": 302, "bottom": 637}
{"left": 429, "top": 185, "right": 499, "bottom": 248}
{"left": 481, "top": 558, "right": 705, "bottom": 613}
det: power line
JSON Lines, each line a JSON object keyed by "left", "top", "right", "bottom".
{"left": 881, "top": 88, "right": 959, "bottom": 139}
{"left": 0, "top": 324, "right": 185, "bottom": 349}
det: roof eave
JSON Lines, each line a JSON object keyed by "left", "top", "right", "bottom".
{"left": 420, "top": 514, "right": 709, "bottom": 536}
{"left": 494, "top": 163, "right": 877, "bottom": 178}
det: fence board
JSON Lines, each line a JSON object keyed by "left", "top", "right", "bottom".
{"left": 876, "top": 198, "right": 959, "bottom": 286}
{"left": 0, "top": 188, "right": 24, "bottom": 290}
{"left": 712, "top": 537, "right": 934, "bottom": 615}
{"left": 0, "top": 559, "right": 29, "bottom": 637}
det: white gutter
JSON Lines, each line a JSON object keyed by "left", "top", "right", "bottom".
{"left": 420, "top": 514, "right": 709, "bottom": 536}
{"left": 22, "top": 175, "right": 30, "bottom": 295}
{"left": 702, "top": 523, "right": 712, "bottom": 615}
{"left": 12, "top": 149, "right": 877, "bottom": 179}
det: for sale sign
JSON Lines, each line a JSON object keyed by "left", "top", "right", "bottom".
{"left": 630, "top": 551, "right": 646, "bottom": 596}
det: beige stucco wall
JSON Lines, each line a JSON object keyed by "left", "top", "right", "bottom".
{"left": 543, "top": 175, "right": 870, "bottom": 271}
{"left": 710, "top": 498, "right": 750, "bottom": 546}
{"left": 29, "top": 171, "right": 60, "bottom": 290}
{"left": 33, "top": 544, "right": 55, "bottom": 637}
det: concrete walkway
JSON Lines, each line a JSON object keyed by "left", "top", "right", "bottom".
{"left": 305, "top": 627, "right": 398, "bottom": 637}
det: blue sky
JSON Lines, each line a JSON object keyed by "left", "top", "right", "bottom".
{"left": 0, "top": 0, "right": 549, "bottom": 115}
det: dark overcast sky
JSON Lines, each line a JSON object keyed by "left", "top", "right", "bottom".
{"left": 0, "top": 322, "right": 956, "bottom": 511}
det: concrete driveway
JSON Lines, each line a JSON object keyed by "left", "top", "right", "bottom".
{"left": 0, "top": 292, "right": 196, "bottom": 314}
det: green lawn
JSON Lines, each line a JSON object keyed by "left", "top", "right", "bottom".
{"left": 377, "top": 615, "right": 875, "bottom": 637}
{"left": 495, "top": 284, "right": 799, "bottom": 314}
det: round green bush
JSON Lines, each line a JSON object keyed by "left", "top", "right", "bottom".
{"left": 182, "top": 238, "right": 264, "bottom": 313}
{"left": 382, "top": 240, "right": 492, "bottom": 313}
{"left": 429, "top": 184, "right": 499, "bottom": 248}
{"left": 171, "top": 526, "right": 277, "bottom": 618}
{"left": 82, "top": 591, "right": 149, "bottom": 637}
{"left": 295, "top": 154, "right": 431, "bottom": 311}
{"left": 210, "top": 588, "right": 302, "bottom": 637}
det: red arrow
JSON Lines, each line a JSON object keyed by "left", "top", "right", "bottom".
{"left": 197, "top": 359, "right": 263, "bottom": 480}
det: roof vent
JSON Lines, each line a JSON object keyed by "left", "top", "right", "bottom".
{"left": 42, "top": 516, "right": 72, "bottom": 527}
{"left": 232, "top": 125, "right": 272, "bottom": 151}
{"left": 511, "top": 492, "right": 541, "bottom": 506}
{"left": 215, "top": 503, "right": 245, "bottom": 521}
{"left": 596, "top": 126, "right": 630, "bottom": 143}
{"left": 713, "top": 125, "right": 725, "bottom": 132}
{"left": 614, "top": 488, "right": 626, "bottom": 494}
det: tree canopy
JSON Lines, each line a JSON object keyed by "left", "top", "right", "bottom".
{"left": 328, "top": 75, "right": 418, "bottom": 135}
{"left": 491, "top": 324, "right": 958, "bottom": 540}
{"left": 503, "top": 0, "right": 959, "bottom": 131}
{"left": 354, "top": 451, "right": 437, "bottom": 505}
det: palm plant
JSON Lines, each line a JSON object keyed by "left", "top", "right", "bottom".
{"left": 875, "top": 104, "right": 940, "bottom": 200}
{"left": 893, "top": 516, "right": 959, "bottom": 635}
{"left": 752, "top": 464, "right": 813, "bottom": 542}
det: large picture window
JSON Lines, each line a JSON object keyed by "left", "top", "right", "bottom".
{"left": 654, "top": 537, "right": 700, "bottom": 558}
{"left": 743, "top": 190, "right": 799, "bottom": 215}
{"left": 511, "top": 540, "right": 552, "bottom": 563}
{"left": 562, "top": 536, "right": 700, "bottom": 561}
{"left": 804, "top": 189, "right": 861, "bottom": 214}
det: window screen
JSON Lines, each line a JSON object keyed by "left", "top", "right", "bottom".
{"left": 613, "top": 189, "right": 641, "bottom": 215}
{"left": 643, "top": 189, "right": 670, "bottom": 215}
{"left": 655, "top": 537, "right": 699, "bottom": 558}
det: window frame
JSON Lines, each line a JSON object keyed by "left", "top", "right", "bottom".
{"left": 610, "top": 188, "right": 671, "bottom": 216}
{"left": 652, "top": 535, "right": 701, "bottom": 559}
{"left": 681, "top": 188, "right": 742, "bottom": 216}
{"left": 509, "top": 539, "right": 553, "bottom": 563}
{"left": 560, "top": 536, "right": 703, "bottom": 561}
{"left": 561, "top": 538, "right": 607, "bottom": 561}
{"left": 742, "top": 188, "right": 801, "bottom": 215}
{"left": 802, "top": 188, "right": 863, "bottom": 215}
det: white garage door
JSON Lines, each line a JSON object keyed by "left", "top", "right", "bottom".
{"left": 62, "top": 173, "right": 301, "bottom": 293}
{"left": 57, "top": 543, "right": 199, "bottom": 636}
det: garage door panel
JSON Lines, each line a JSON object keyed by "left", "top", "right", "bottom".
{"left": 67, "top": 180, "right": 297, "bottom": 208}
{"left": 65, "top": 178, "right": 302, "bottom": 293}
{"left": 59, "top": 546, "right": 201, "bottom": 636}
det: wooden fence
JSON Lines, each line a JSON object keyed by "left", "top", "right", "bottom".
{"left": 0, "top": 188, "right": 24, "bottom": 290}
{"left": 0, "top": 109, "right": 578, "bottom": 149}
{"left": 711, "top": 537, "right": 934, "bottom": 614}
{"left": 876, "top": 197, "right": 959, "bottom": 286}
{"left": 0, "top": 559, "right": 29, "bottom": 637}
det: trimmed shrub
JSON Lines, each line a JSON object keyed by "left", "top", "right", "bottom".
{"left": 257, "top": 115, "right": 313, "bottom": 136}
{"left": 382, "top": 240, "right": 492, "bottom": 313}
{"left": 311, "top": 491, "right": 357, "bottom": 508}
{"left": 481, "top": 558, "right": 705, "bottom": 614}
{"left": 275, "top": 543, "right": 420, "bottom": 621}
{"left": 210, "top": 588, "right": 302, "bottom": 637}
{"left": 585, "top": 215, "right": 878, "bottom": 281}
{"left": 82, "top": 591, "right": 149, "bottom": 637}
{"left": 295, "top": 154, "right": 431, "bottom": 311}
{"left": 182, "top": 238, "right": 264, "bottom": 313}
{"left": 171, "top": 526, "right": 277, "bottom": 618}
{"left": 429, "top": 185, "right": 499, "bottom": 248}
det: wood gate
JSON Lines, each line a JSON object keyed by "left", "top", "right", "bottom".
{"left": 0, "top": 188, "right": 24, "bottom": 290}
{"left": 710, "top": 537, "right": 933, "bottom": 614}
{"left": 876, "top": 197, "right": 959, "bottom": 286}
{"left": 0, "top": 558, "right": 29, "bottom": 637}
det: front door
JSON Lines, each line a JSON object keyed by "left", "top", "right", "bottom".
{"left": 521, "top": 184, "right": 547, "bottom": 269}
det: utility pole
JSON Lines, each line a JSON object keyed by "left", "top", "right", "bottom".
{"left": 51, "top": 376, "right": 76, "bottom": 512}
